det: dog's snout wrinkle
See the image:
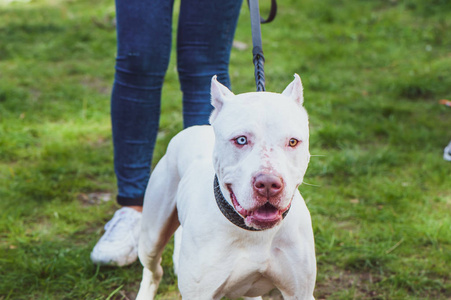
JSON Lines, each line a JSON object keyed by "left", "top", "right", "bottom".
{"left": 253, "top": 173, "right": 283, "bottom": 198}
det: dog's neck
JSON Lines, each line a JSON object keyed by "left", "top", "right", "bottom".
{"left": 213, "top": 175, "right": 290, "bottom": 231}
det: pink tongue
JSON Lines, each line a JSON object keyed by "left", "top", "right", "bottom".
{"left": 253, "top": 203, "right": 279, "bottom": 221}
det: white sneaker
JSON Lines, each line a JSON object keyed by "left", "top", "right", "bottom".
{"left": 444, "top": 141, "right": 451, "bottom": 162}
{"left": 91, "top": 207, "right": 142, "bottom": 266}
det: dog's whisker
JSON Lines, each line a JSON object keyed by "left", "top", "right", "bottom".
{"left": 309, "top": 155, "right": 326, "bottom": 157}
{"left": 302, "top": 181, "right": 321, "bottom": 187}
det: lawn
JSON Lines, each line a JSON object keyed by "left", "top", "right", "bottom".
{"left": 0, "top": 0, "right": 450, "bottom": 299}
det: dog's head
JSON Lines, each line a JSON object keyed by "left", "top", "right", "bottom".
{"left": 210, "top": 74, "right": 310, "bottom": 230}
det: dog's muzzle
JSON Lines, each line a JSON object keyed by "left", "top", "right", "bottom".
{"left": 214, "top": 175, "right": 290, "bottom": 231}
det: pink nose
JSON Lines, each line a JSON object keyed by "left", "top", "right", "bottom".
{"left": 253, "top": 174, "right": 284, "bottom": 198}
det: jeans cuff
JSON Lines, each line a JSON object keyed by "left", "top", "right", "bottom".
{"left": 117, "top": 195, "right": 144, "bottom": 206}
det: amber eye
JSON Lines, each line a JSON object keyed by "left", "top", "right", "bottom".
{"left": 288, "top": 138, "right": 299, "bottom": 147}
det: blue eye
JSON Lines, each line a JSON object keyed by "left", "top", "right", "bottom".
{"left": 235, "top": 136, "right": 247, "bottom": 145}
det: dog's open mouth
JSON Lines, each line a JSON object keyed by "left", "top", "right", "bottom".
{"left": 228, "top": 188, "right": 288, "bottom": 229}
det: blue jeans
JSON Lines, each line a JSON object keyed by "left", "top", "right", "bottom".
{"left": 111, "top": 0, "right": 243, "bottom": 206}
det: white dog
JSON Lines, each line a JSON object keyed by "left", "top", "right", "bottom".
{"left": 136, "top": 74, "right": 316, "bottom": 300}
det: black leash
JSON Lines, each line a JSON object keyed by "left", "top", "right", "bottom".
{"left": 247, "top": 0, "right": 277, "bottom": 92}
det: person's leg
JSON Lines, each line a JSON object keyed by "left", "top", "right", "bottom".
{"left": 177, "top": 0, "right": 243, "bottom": 128}
{"left": 112, "top": 0, "right": 175, "bottom": 206}
{"left": 92, "top": 0, "right": 174, "bottom": 266}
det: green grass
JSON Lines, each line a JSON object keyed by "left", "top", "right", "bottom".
{"left": 1, "top": 0, "right": 450, "bottom": 299}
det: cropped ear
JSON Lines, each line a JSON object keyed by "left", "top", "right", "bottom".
{"left": 282, "top": 73, "right": 304, "bottom": 106}
{"left": 209, "top": 75, "right": 235, "bottom": 124}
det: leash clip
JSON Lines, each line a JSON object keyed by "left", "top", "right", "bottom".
{"left": 247, "top": 0, "right": 277, "bottom": 24}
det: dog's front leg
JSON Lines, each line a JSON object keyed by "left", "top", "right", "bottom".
{"left": 281, "top": 295, "right": 315, "bottom": 300}
{"left": 136, "top": 205, "right": 179, "bottom": 300}
{"left": 136, "top": 266, "right": 162, "bottom": 299}
{"left": 136, "top": 154, "right": 181, "bottom": 299}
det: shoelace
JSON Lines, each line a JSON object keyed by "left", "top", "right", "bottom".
{"left": 103, "top": 211, "right": 138, "bottom": 242}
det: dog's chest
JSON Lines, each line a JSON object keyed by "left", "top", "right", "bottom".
{"left": 178, "top": 227, "right": 281, "bottom": 298}
{"left": 203, "top": 253, "right": 277, "bottom": 298}
{"left": 221, "top": 270, "right": 274, "bottom": 299}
